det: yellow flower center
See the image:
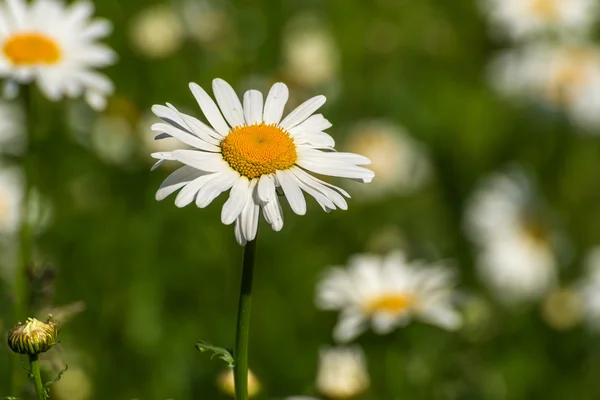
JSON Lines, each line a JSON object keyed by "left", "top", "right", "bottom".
{"left": 546, "top": 50, "right": 594, "bottom": 106}
{"left": 220, "top": 122, "right": 297, "bottom": 179}
{"left": 530, "top": 0, "right": 559, "bottom": 20}
{"left": 365, "top": 293, "right": 415, "bottom": 316}
{"left": 3, "top": 33, "right": 61, "bottom": 66}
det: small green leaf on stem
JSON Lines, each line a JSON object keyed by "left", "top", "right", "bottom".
{"left": 195, "top": 340, "right": 235, "bottom": 368}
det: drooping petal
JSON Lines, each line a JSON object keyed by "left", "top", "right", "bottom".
{"left": 221, "top": 177, "right": 251, "bottom": 225}
{"left": 276, "top": 169, "right": 306, "bottom": 215}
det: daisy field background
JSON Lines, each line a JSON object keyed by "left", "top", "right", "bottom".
{"left": 1, "top": 0, "right": 600, "bottom": 399}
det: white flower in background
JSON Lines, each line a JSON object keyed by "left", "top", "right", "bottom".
{"left": 0, "top": 99, "right": 24, "bottom": 154}
{"left": 480, "top": 0, "right": 597, "bottom": 41}
{"left": 490, "top": 44, "right": 600, "bottom": 131}
{"left": 217, "top": 369, "right": 261, "bottom": 398}
{"left": 150, "top": 78, "right": 374, "bottom": 246}
{"left": 91, "top": 114, "right": 136, "bottom": 166}
{"left": 53, "top": 366, "right": 93, "bottom": 400}
{"left": 283, "top": 14, "right": 339, "bottom": 88}
{"left": 0, "top": 164, "right": 23, "bottom": 234}
{"left": 129, "top": 5, "right": 183, "bottom": 59}
{"left": 316, "top": 346, "right": 369, "bottom": 400}
{"left": 343, "top": 121, "right": 430, "bottom": 199}
{"left": 0, "top": 0, "right": 116, "bottom": 110}
{"left": 180, "top": 0, "right": 230, "bottom": 46}
{"left": 578, "top": 248, "right": 600, "bottom": 332}
{"left": 316, "top": 251, "right": 462, "bottom": 343}
{"left": 464, "top": 169, "right": 558, "bottom": 305}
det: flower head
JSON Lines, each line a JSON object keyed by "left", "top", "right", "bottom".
{"left": 316, "top": 251, "right": 462, "bottom": 342}
{"left": 480, "top": 0, "right": 597, "bottom": 41}
{"left": 0, "top": 0, "right": 116, "bottom": 110}
{"left": 150, "top": 78, "right": 374, "bottom": 245}
{"left": 316, "top": 346, "right": 369, "bottom": 400}
{"left": 8, "top": 315, "right": 59, "bottom": 355}
{"left": 464, "top": 169, "right": 558, "bottom": 304}
{"left": 490, "top": 44, "right": 600, "bottom": 131}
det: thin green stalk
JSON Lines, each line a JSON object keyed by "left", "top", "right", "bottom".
{"left": 11, "top": 85, "right": 34, "bottom": 396}
{"left": 28, "top": 354, "right": 47, "bottom": 400}
{"left": 234, "top": 236, "right": 258, "bottom": 400}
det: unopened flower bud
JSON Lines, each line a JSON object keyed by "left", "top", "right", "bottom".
{"left": 8, "top": 315, "right": 59, "bottom": 355}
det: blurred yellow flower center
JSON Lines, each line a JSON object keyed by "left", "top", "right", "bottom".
{"left": 531, "top": 0, "right": 558, "bottom": 19}
{"left": 3, "top": 33, "right": 61, "bottom": 65}
{"left": 366, "top": 294, "right": 415, "bottom": 315}
{"left": 547, "top": 52, "right": 593, "bottom": 106}
{"left": 221, "top": 123, "right": 297, "bottom": 179}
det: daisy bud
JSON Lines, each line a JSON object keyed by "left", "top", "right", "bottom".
{"left": 8, "top": 316, "right": 59, "bottom": 356}
{"left": 217, "top": 369, "right": 261, "bottom": 398}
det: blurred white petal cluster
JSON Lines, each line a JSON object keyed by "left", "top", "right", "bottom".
{"left": 343, "top": 121, "right": 431, "bottom": 200}
{"left": 129, "top": 5, "right": 183, "bottom": 59}
{"left": 0, "top": 164, "right": 23, "bottom": 235}
{"left": 0, "top": 100, "right": 25, "bottom": 155}
{"left": 283, "top": 14, "right": 340, "bottom": 88}
{"left": 578, "top": 248, "right": 600, "bottom": 332}
{"left": 464, "top": 169, "right": 559, "bottom": 305}
{"left": 480, "top": 0, "right": 597, "bottom": 41}
{"left": 490, "top": 44, "right": 600, "bottom": 131}
{"left": 316, "top": 346, "right": 369, "bottom": 399}
{"left": 317, "top": 251, "right": 462, "bottom": 342}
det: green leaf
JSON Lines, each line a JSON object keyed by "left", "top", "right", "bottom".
{"left": 195, "top": 340, "right": 235, "bottom": 368}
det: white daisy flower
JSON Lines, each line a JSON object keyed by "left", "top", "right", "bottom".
{"left": 490, "top": 44, "right": 600, "bottom": 131}
{"left": 343, "top": 121, "right": 430, "bottom": 199}
{"left": 316, "top": 346, "right": 369, "bottom": 400}
{"left": 464, "top": 169, "right": 558, "bottom": 305}
{"left": 316, "top": 251, "right": 462, "bottom": 343}
{"left": 578, "top": 248, "right": 600, "bottom": 332}
{"left": 0, "top": 163, "right": 23, "bottom": 234}
{"left": 0, "top": 0, "right": 116, "bottom": 110}
{"left": 150, "top": 78, "right": 374, "bottom": 245}
{"left": 480, "top": 0, "right": 597, "bottom": 41}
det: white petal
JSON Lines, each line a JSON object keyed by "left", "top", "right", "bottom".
{"left": 372, "top": 312, "right": 406, "bottom": 334}
{"left": 333, "top": 308, "right": 368, "bottom": 343}
{"left": 171, "top": 149, "right": 228, "bottom": 173}
{"left": 297, "top": 158, "right": 375, "bottom": 183}
{"left": 175, "top": 174, "right": 216, "bottom": 208}
{"left": 82, "top": 19, "right": 112, "bottom": 40}
{"left": 299, "top": 148, "right": 372, "bottom": 165}
{"left": 263, "top": 195, "right": 284, "bottom": 231}
{"left": 257, "top": 174, "right": 276, "bottom": 203}
{"left": 212, "top": 78, "right": 245, "bottom": 128}
{"left": 243, "top": 89, "right": 264, "bottom": 126}
{"left": 221, "top": 177, "right": 251, "bottom": 225}
{"left": 291, "top": 167, "right": 349, "bottom": 209}
{"left": 195, "top": 170, "right": 240, "bottom": 208}
{"left": 279, "top": 95, "right": 326, "bottom": 131}
{"left": 156, "top": 166, "right": 205, "bottom": 201}
{"left": 420, "top": 307, "right": 462, "bottom": 331}
{"left": 288, "top": 167, "right": 336, "bottom": 211}
{"left": 189, "top": 82, "right": 229, "bottom": 136}
{"left": 151, "top": 122, "right": 219, "bottom": 152}
{"left": 151, "top": 152, "right": 175, "bottom": 160}
{"left": 238, "top": 181, "right": 260, "bottom": 241}
{"left": 294, "top": 132, "right": 335, "bottom": 148}
{"left": 276, "top": 169, "right": 306, "bottom": 215}
{"left": 263, "top": 82, "right": 289, "bottom": 124}
{"left": 288, "top": 114, "right": 332, "bottom": 136}
{"left": 6, "top": 0, "right": 27, "bottom": 28}
{"left": 234, "top": 218, "right": 247, "bottom": 246}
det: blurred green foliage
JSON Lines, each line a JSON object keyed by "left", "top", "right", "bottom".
{"left": 2, "top": 0, "right": 600, "bottom": 399}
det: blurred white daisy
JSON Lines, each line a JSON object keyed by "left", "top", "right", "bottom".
{"left": 91, "top": 114, "right": 136, "bottom": 166}
{"left": 129, "top": 5, "right": 183, "bottom": 60}
{"left": 490, "top": 44, "right": 600, "bottom": 131}
{"left": 578, "top": 247, "right": 600, "bottom": 332}
{"left": 0, "top": 99, "right": 24, "bottom": 154}
{"left": 150, "top": 78, "right": 374, "bottom": 245}
{"left": 0, "top": 164, "right": 23, "bottom": 234}
{"left": 316, "top": 251, "right": 462, "bottom": 343}
{"left": 464, "top": 169, "right": 558, "bottom": 305}
{"left": 480, "top": 0, "right": 597, "bottom": 41}
{"left": 217, "top": 369, "right": 261, "bottom": 398}
{"left": 316, "top": 346, "right": 369, "bottom": 400}
{"left": 0, "top": 0, "right": 116, "bottom": 110}
{"left": 343, "top": 121, "right": 430, "bottom": 199}
{"left": 283, "top": 15, "right": 339, "bottom": 88}
{"left": 180, "top": 0, "right": 230, "bottom": 47}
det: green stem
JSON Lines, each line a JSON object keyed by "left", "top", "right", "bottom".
{"left": 11, "top": 85, "right": 34, "bottom": 396}
{"left": 234, "top": 236, "right": 258, "bottom": 400}
{"left": 28, "top": 354, "right": 47, "bottom": 400}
